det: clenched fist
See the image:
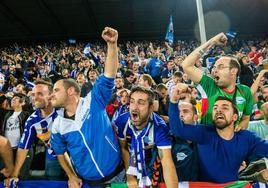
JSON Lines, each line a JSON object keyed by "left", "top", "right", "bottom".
{"left": 170, "top": 83, "right": 191, "bottom": 103}
{"left": 210, "top": 32, "right": 228, "bottom": 47}
{"left": 102, "top": 27, "right": 118, "bottom": 44}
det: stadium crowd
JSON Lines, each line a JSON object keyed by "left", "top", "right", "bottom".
{"left": 0, "top": 27, "right": 268, "bottom": 188}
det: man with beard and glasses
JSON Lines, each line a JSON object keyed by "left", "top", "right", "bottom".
{"left": 169, "top": 83, "right": 268, "bottom": 183}
{"left": 181, "top": 33, "right": 253, "bottom": 131}
{"left": 50, "top": 27, "right": 122, "bottom": 188}
{"left": 114, "top": 86, "right": 178, "bottom": 188}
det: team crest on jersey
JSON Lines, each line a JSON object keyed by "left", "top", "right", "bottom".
{"left": 236, "top": 97, "right": 245, "bottom": 104}
{"left": 143, "top": 136, "right": 153, "bottom": 144}
{"left": 176, "top": 152, "right": 187, "bottom": 161}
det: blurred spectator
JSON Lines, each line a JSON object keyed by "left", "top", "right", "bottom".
{"left": 248, "top": 46, "right": 262, "bottom": 66}
{"left": 161, "top": 58, "right": 176, "bottom": 84}
{"left": 87, "top": 69, "right": 99, "bottom": 86}
{"left": 156, "top": 84, "right": 169, "bottom": 123}
{"left": 76, "top": 72, "right": 92, "bottom": 98}
{"left": 166, "top": 71, "right": 183, "bottom": 97}
{"left": 123, "top": 69, "right": 135, "bottom": 90}
{"left": 1, "top": 93, "right": 32, "bottom": 179}
{"left": 239, "top": 55, "right": 257, "bottom": 87}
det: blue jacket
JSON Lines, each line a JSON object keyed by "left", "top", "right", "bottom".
{"left": 51, "top": 75, "right": 121, "bottom": 180}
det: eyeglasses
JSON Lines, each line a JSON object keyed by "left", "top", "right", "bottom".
{"left": 212, "top": 65, "right": 232, "bottom": 71}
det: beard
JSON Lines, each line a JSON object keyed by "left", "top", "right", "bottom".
{"left": 213, "top": 115, "right": 232, "bottom": 130}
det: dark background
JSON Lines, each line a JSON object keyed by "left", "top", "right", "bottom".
{"left": 0, "top": 0, "right": 268, "bottom": 44}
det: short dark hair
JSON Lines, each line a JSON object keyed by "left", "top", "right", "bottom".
{"left": 124, "top": 69, "right": 135, "bottom": 78}
{"left": 168, "top": 57, "right": 174, "bottom": 61}
{"left": 87, "top": 69, "right": 99, "bottom": 78}
{"left": 214, "top": 96, "right": 239, "bottom": 115}
{"left": 77, "top": 71, "right": 85, "bottom": 77}
{"left": 13, "top": 93, "right": 26, "bottom": 104}
{"left": 62, "top": 79, "right": 81, "bottom": 95}
{"left": 130, "top": 86, "right": 155, "bottom": 106}
{"left": 35, "top": 79, "right": 53, "bottom": 92}
{"left": 156, "top": 83, "right": 167, "bottom": 91}
{"left": 141, "top": 74, "right": 154, "bottom": 87}
{"left": 173, "top": 71, "right": 183, "bottom": 78}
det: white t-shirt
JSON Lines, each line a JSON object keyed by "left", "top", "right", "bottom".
{"left": 5, "top": 111, "right": 21, "bottom": 147}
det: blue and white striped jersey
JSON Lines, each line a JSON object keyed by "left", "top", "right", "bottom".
{"left": 115, "top": 112, "right": 171, "bottom": 152}
{"left": 51, "top": 75, "right": 121, "bottom": 181}
{"left": 19, "top": 108, "right": 59, "bottom": 158}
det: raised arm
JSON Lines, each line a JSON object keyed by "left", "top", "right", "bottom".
{"left": 102, "top": 27, "right": 119, "bottom": 78}
{"left": 250, "top": 69, "right": 268, "bottom": 97}
{"left": 181, "top": 33, "right": 228, "bottom": 83}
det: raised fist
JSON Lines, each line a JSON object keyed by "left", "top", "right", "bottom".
{"left": 102, "top": 27, "right": 118, "bottom": 44}
{"left": 211, "top": 33, "right": 228, "bottom": 47}
{"left": 170, "top": 83, "right": 191, "bottom": 103}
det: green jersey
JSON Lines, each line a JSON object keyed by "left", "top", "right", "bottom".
{"left": 196, "top": 75, "right": 253, "bottom": 125}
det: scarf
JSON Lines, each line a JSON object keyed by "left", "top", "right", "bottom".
{"left": 126, "top": 116, "right": 153, "bottom": 187}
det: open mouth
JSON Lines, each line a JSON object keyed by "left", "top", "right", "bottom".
{"left": 214, "top": 76, "right": 220, "bottom": 81}
{"left": 131, "top": 112, "right": 139, "bottom": 121}
{"left": 215, "top": 114, "right": 225, "bottom": 120}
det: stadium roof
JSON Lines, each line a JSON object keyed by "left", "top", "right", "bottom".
{"left": 1, "top": 0, "right": 268, "bottom": 44}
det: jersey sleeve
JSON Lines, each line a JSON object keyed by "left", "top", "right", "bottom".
{"left": 114, "top": 113, "right": 129, "bottom": 140}
{"left": 90, "top": 75, "right": 115, "bottom": 110}
{"left": 154, "top": 118, "right": 172, "bottom": 149}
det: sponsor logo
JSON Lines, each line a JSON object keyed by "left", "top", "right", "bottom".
{"left": 176, "top": 152, "right": 187, "bottom": 161}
